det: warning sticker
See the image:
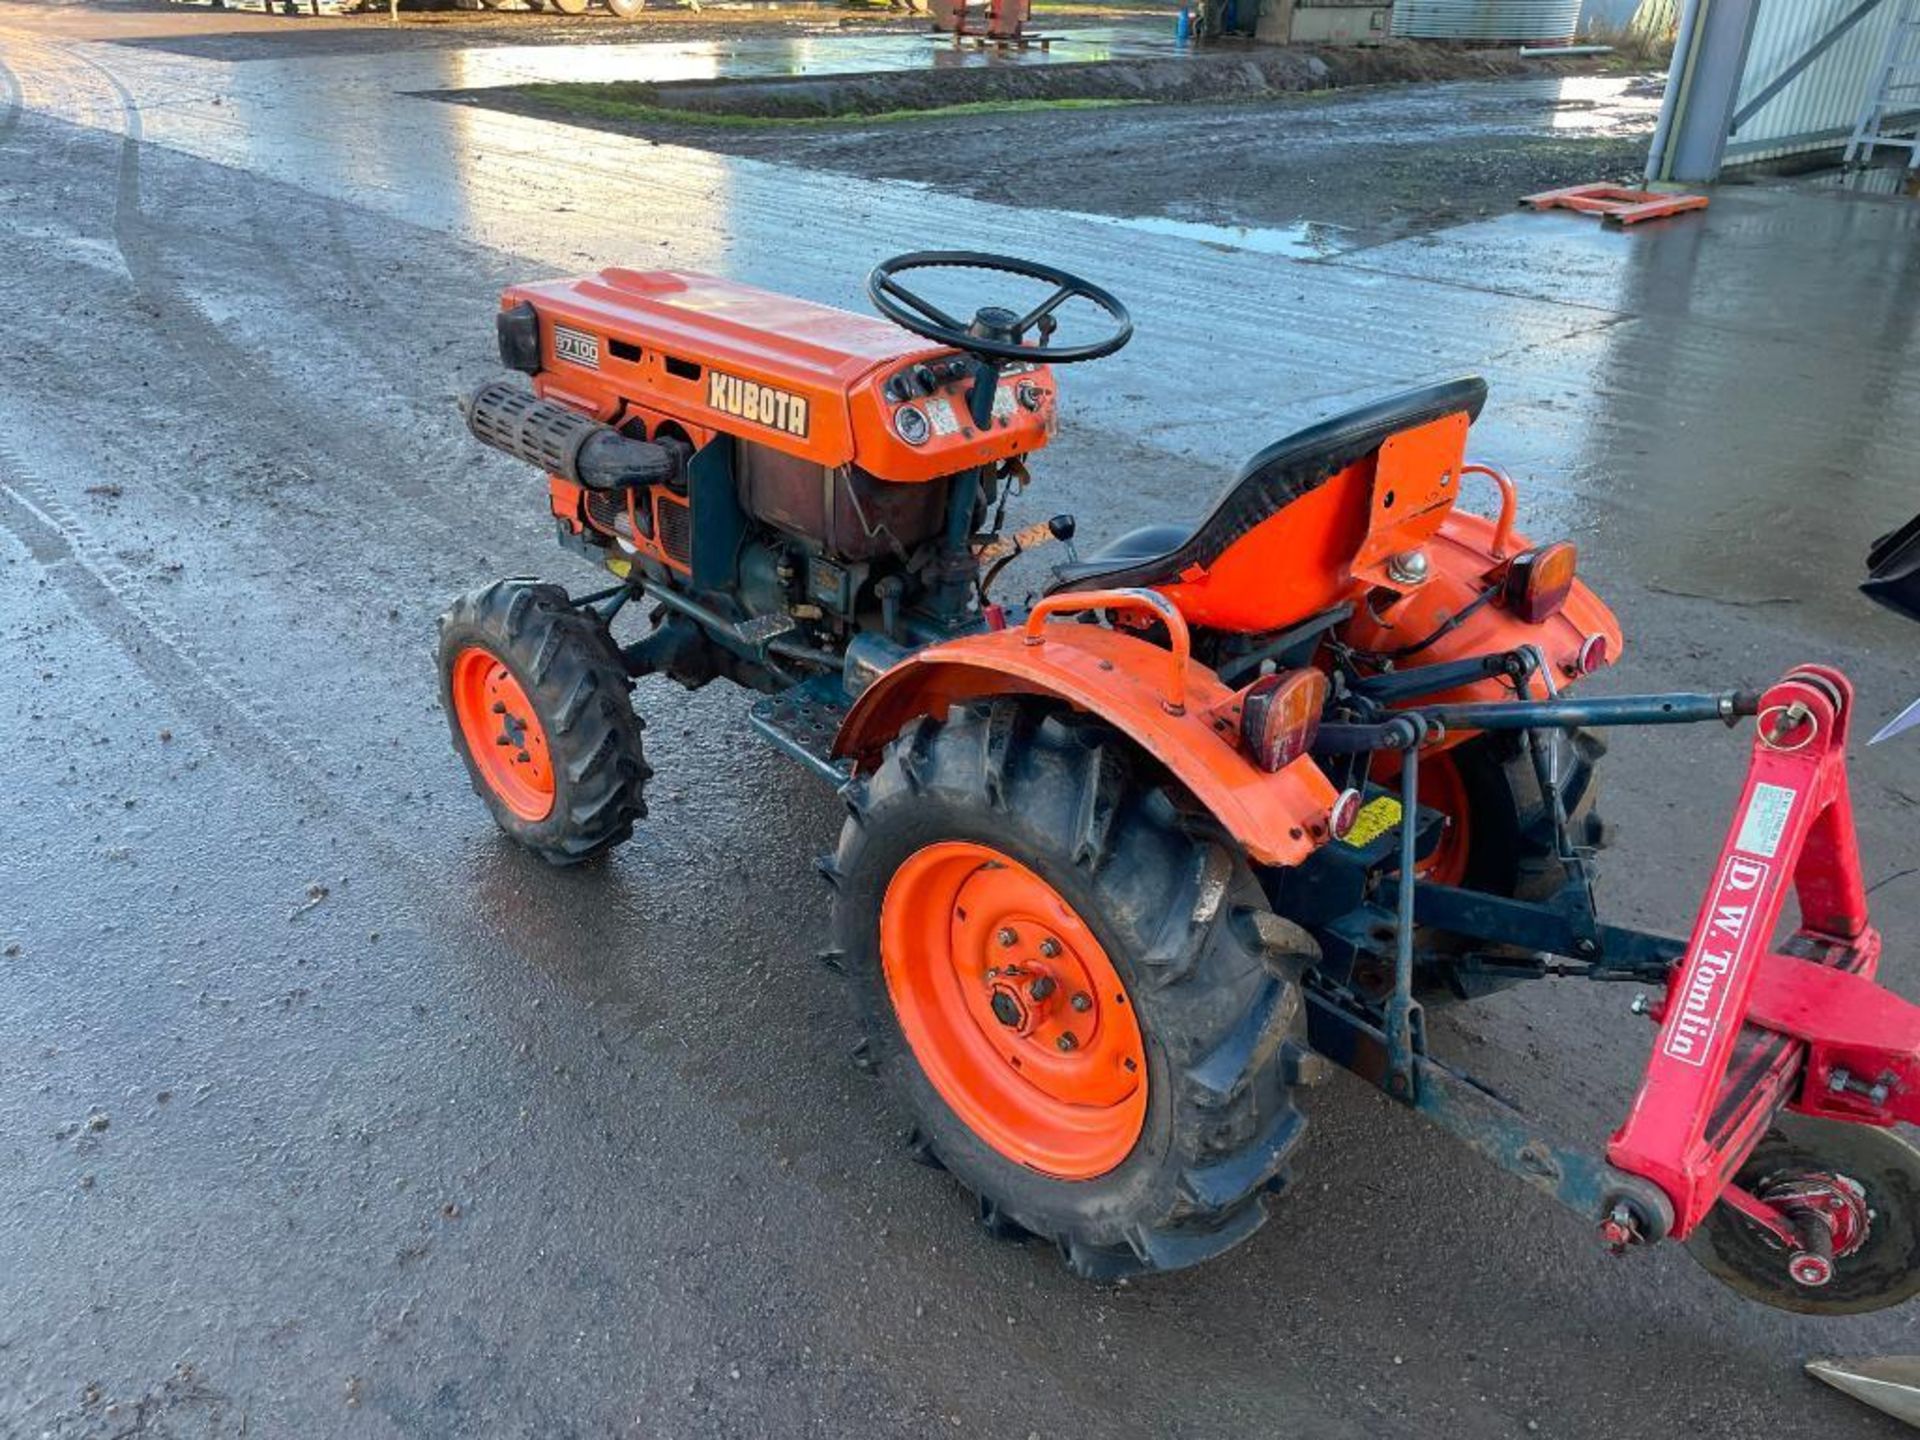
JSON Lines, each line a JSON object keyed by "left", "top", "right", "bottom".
{"left": 924, "top": 398, "right": 961, "bottom": 437}
{"left": 1340, "top": 796, "right": 1402, "bottom": 849}
{"left": 1734, "top": 781, "right": 1796, "bottom": 860}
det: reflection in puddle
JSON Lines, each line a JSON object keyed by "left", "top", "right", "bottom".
{"left": 1539, "top": 74, "right": 1663, "bottom": 133}
{"left": 1807, "top": 160, "right": 1920, "bottom": 197}
{"left": 430, "top": 26, "right": 1157, "bottom": 89}
{"left": 1055, "top": 209, "right": 1353, "bottom": 259}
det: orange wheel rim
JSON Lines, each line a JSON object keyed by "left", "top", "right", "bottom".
{"left": 450, "top": 646, "right": 555, "bottom": 823}
{"left": 880, "top": 841, "right": 1148, "bottom": 1180}
{"left": 1415, "top": 753, "right": 1471, "bottom": 887}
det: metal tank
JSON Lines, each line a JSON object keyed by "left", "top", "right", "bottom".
{"left": 1392, "top": 0, "right": 1583, "bottom": 42}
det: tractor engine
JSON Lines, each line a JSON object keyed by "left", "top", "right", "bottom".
{"left": 464, "top": 267, "right": 1060, "bottom": 692}
{"left": 732, "top": 440, "right": 957, "bottom": 617}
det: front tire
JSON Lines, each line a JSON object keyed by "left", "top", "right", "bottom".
{"left": 829, "top": 702, "right": 1311, "bottom": 1280}
{"left": 437, "top": 580, "right": 649, "bottom": 866}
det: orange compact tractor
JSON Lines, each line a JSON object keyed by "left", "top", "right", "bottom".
{"left": 441, "top": 253, "right": 1920, "bottom": 1309}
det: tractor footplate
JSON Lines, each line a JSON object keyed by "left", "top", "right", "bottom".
{"left": 749, "top": 679, "right": 854, "bottom": 786}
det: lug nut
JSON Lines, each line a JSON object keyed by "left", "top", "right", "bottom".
{"left": 1038, "top": 938, "right": 1061, "bottom": 958}
{"left": 1056, "top": 1032, "right": 1078, "bottom": 1052}
{"left": 1028, "top": 976, "right": 1056, "bottom": 1001}
{"left": 996, "top": 927, "right": 1018, "bottom": 948}
{"left": 1070, "top": 993, "right": 1091, "bottom": 1013}
{"left": 492, "top": 701, "right": 507, "bottom": 714}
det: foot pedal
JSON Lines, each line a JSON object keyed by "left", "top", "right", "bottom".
{"left": 749, "top": 677, "right": 853, "bottom": 785}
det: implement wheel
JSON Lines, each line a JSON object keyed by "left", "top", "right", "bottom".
{"left": 437, "top": 580, "right": 649, "bottom": 866}
{"left": 1687, "top": 1113, "right": 1920, "bottom": 1316}
{"left": 829, "top": 701, "right": 1311, "bottom": 1279}
{"left": 605, "top": 0, "right": 646, "bottom": 14}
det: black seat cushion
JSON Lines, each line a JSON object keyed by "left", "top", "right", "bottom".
{"left": 1050, "top": 376, "right": 1488, "bottom": 593}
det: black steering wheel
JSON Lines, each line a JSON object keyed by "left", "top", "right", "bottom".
{"left": 867, "top": 251, "right": 1133, "bottom": 365}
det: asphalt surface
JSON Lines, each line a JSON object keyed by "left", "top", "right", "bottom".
{"left": 3, "top": 5, "right": 1920, "bottom": 1438}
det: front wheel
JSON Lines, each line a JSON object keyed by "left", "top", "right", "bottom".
{"left": 437, "top": 580, "right": 650, "bottom": 866}
{"left": 829, "top": 701, "right": 1311, "bottom": 1279}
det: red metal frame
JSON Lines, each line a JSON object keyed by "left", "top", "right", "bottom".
{"left": 1607, "top": 665, "right": 1920, "bottom": 1240}
{"left": 930, "top": 0, "right": 1034, "bottom": 40}
{"left": 1521, "top": 183, "right": 1710, "bottom": 227}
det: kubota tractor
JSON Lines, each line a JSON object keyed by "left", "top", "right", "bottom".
{"left": 439, "top": 252, "right": 1920, "bottom": 1309}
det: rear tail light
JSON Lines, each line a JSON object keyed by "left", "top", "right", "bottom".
{"left": 1240, "top": 668, "right": 1329, "bottom": 772}
{"left": 1505, "top": 542, "right": 1578, "bottom": 624}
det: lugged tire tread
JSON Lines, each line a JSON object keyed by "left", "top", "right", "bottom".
{"left": 829, "top": 702, "right": 1306, "bottom": 1280}
{"left": 437, "top": 581, "right": 647, "bottom": 868}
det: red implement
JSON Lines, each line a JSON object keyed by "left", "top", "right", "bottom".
{"left": 1608, "top": 665, "right": 1920, "bottom": 1241}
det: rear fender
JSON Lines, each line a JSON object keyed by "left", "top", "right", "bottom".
{"left": 834, "top": 593, "right": 1338, "bottom": 868}
{"left": 1342, "top": 507, "right": 1623, "bottom": 707}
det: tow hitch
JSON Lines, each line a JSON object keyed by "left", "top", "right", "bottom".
{"left": 1305, "top": 663, "right": 1920, "bottom": 1314}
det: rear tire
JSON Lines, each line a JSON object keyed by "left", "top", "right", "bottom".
{"left": 828, "top": 701, "right": 1311, "bottom": 1280}
{"left": 437, "top": 580, "right": 649, "bottom": 866}
{"left": 1411, "top": 729, "right": 1606, "bottom": 1002}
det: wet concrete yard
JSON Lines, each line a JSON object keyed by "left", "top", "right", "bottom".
{"left": 4, "top": 3, "right": 1920, "bottom": 1436}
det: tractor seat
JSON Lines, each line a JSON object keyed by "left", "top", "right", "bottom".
{"left": 1049, "top": 376, "right": 1488, "bottom": 594}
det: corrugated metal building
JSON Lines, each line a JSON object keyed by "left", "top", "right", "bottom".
{"left": 1726, "top": 2, "right": 1906, "bottom": 165}
{"left": 1649, "top": 0, "right": 1912, "bottom": 181}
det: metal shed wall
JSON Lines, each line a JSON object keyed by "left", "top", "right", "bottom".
{"left": 1726, "top": 0, "right": 1902, "bottom": 163}
{"left": 1392, "top": 0, "right": 1583, "bottom": 40}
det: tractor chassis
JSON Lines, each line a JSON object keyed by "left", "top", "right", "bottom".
{"left": 574, "top": 571, "right": 1920, "bottom": 1295}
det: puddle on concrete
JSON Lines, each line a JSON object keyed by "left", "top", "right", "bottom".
{"left": 1802, "top": 158, "right": 1920, "bottom": 197}
{"left": 1054, "top": 208, "right": 1354, "bottom": 259}
{"left": 425, "top": 26, "right": 1167, "bottom": 86}
{"left": 1537, "top": 74, "right": 1661, "bottom": 133}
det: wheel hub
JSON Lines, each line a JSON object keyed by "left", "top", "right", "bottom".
{"left": 449, "top": 646, "right": 555, "bottom": 823}
{"left": 879, "top": 842, "right": 1148, "bottom": 1180}
{"left": 1760, "top": 1171, "right": 1871, "bottom": 1288}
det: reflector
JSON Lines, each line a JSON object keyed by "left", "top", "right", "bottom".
{"left": 1240, "top": 669, "right": 1329, "bottom": 772}
{"left": 1505, "top": 542, "right": 1577, "bottom": 624}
